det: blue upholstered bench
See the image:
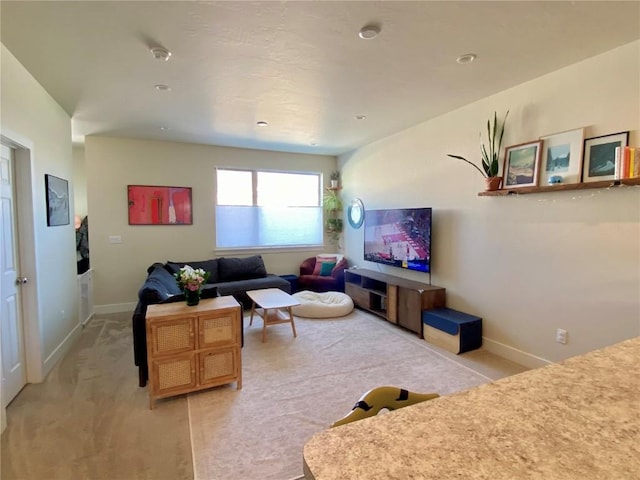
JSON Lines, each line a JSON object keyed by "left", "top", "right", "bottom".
{"left": 422, "top": 308, "right": 482, "bottom": 354}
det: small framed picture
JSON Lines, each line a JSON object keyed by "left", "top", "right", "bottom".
{"left": 45, "top": 174, "right": 70, "bottom": 226}
{"left": 582, "top": 131, "right": 630, "bottom": 183}
{"left": 539, "top": 128, "right": 584, "bottom": 185}
{"left": 502, "top": 140, "right": 543, "bottom": 188}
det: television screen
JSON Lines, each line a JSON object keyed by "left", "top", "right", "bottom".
{"left": 364, "top": 207, "right": 432, "bottom": 273}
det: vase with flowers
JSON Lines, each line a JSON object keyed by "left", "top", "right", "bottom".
{"left": 174, "top": 265, "right": 210, "bottom": 306}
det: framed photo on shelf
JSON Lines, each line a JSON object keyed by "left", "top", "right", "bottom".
{"left": 582, "top": 131, "right": 630, "bottom": 183}
{"left": 502, "top": 140, "right": 543, "bottom": 189}
{"left": 539, "top": 128, "right": 584, "bottom": 185}
{"left": 45, "top": 174, "right": 70, "bottom": 226}
{"left": 127, "top": 185, "right": 193, "bottom": 225}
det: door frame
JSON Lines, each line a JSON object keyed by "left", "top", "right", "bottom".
{"left": 1, "top": 131, "right": 44, "bottom": 386}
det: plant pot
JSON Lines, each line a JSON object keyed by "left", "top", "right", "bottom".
{"left": 485, "top": 176, "right": 502, "bottom": 191}
{"left": 330, "top": 180, "right": 339, "bottom": 188}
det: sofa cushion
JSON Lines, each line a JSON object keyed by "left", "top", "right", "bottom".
{"left": 218, "top": 255, "right": 267, "bottom": 282}
{"left": 165, "top": 259, "right": 219, "bottom": 283}
{"left": 214, "top": 275, "right": 289, "bottom": 295}
{"left": 138, "top": 265, "right": 182, "bottom": 303}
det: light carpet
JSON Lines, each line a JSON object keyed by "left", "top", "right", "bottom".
{"left": 188, "top": 309, "right": 495, "bottom": 480}
{"left": 1, "top": 312, "right": 193, "bottom": 480}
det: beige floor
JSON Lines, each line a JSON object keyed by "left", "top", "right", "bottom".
{"left": 1, "top": 312, "right": 193, "bottom": 480}
{"left": 1, "top": 309, "right": 526, "bottom": 480}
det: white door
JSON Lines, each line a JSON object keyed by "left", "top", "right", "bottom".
{"left": 0, "top": 144, "right": 27, "bottom": 406}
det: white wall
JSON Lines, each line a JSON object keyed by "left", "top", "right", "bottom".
{"left": 0, "top": 44, "right": 79, "bottom": 380}
{"left": 85, "top": 136, "right": 337, "bottom": 312}
{"left": 72, "top": 145, "right": 87, "bottom": 218}
{"left": 341, "top": 41, "right": 640, "bottom": 367}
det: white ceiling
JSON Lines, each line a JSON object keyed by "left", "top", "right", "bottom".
{"left": 1, "top": 1, "right": 639, "bottom": 156}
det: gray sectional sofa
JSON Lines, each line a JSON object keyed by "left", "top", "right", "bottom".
{"left": 132, "top": 255, "right": 290, "bottom": 386}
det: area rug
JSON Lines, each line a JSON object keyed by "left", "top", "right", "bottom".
{"left": 188, "top": 309, "right": 493, "bottom": 480}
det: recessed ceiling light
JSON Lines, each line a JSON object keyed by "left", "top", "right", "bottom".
{"left": 256, "top": 121, "right": 268, "bottom": 127}
{"left": 355, "top": 115, "right": 366, "bottom": 120}
{"left": 155, "top": 84, "right": 171, "bottom": 92}
{"left": 456, "top": 53, "right": 477, "bottom": 64}
{"left": 150, "top": 47, "right": 172, "bottom": 61}
{"left": 358, "top": 24, "right": 380, "bottom": 40}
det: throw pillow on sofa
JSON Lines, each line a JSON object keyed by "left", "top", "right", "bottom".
{"left": 319, "top": 261, "right": 337, "bottom": 276}
{"left": 218, "top": 255, "right": 267, "bottom": 282}
{"left": 312, "top": 255, "right": 337, "bottom": 275}
{"left": 165, "top": 259, "right": 219, "bottom": 283}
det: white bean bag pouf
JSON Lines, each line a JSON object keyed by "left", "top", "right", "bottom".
{"left": 291, "top": 290, "right": 354, "bottom": 318}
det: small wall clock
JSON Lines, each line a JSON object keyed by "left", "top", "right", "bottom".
{"left": 347, "top": 198, "right": 365, "bottom": 229}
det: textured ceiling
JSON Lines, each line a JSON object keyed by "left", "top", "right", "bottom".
{"left": 1, "top": 1, "right": 639, "bottom": 155}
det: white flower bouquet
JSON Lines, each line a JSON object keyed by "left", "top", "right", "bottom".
{"left": 174, "top": 265, "right": 210, "bottom": 293}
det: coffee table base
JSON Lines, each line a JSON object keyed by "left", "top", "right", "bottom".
{"left": 250, "top": 306, "right": 297, "bottom": 342}
{"left": 247, "top": 288, "right": 300, "bottom": 343}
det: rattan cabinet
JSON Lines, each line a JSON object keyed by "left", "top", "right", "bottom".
{"left": 145, "top": 296, "right": 242, "bottom": 409}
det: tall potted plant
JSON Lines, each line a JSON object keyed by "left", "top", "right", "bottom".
{"left": 447, "top": 110, "right": 509, "bottom": 191}
{"left": 323, "top": 188, "right": 343, "bottom": 243}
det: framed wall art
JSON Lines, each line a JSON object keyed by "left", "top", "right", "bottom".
{"left": 45, "top": 174, "right": 70, "bottom": 226}
{"left": 127, "top": 185, "right": 193, "bottom": 225}
{"left": 582, "top": 131, "right": 630, "bottom": 183}
{"left": 539, "top": 128, "right": 584, "bottom": 185}
{"left": 502, "top": 140, "right": 543, "bottom": 189}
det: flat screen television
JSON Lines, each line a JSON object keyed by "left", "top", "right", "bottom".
{"left": 364, "top": 207, "right": 432, "bottom": 273}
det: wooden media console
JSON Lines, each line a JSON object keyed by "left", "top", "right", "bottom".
{"left": 344, "top": 268, "right": 445, "bottom": 337}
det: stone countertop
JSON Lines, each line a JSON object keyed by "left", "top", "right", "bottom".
{"left": 303, "top": 337, "right": 640, "bottom": 479}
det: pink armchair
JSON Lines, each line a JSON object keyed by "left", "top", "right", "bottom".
{"left": 298, "top": 255, "right": 348, "bottom": 292}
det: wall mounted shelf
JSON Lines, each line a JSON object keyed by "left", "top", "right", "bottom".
{"left": 478, "top": 178, "right": 640, "bottom": 196}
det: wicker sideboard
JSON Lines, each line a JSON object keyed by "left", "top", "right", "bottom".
{"left": 145, "top": 296, "right": 242, "bottom": 409}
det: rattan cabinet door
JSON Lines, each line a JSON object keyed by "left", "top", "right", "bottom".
{"left": 198, "top": 310, "right": 239, "bottom": 349}
{"left": 150, "top": 353, "right": 197, "bottom": 396}
{"left": 149, "top": 317, "right": 195, "bottom": 356}
{"left": 198, "top": 347, "right": 239, "bottom": 386}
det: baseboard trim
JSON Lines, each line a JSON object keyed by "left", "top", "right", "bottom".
{"left": 43, "top": 322, "right": 83, "bottom": 377}
{"left": 482, "top": 337, "right": 552, "bottom": 369}
{"left": 94, "top": 302, "right": 137, "bottom": 315}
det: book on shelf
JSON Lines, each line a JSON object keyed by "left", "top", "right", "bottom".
{"left": 623, "top": 147, "right": 631, "bottom": 179}
{"left": 614, "top": 146, "right": 638, "bottom": 179}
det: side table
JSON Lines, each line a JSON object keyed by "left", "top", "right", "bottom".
{"left": 145, "top": 296, "right": 242, "bottom": 409}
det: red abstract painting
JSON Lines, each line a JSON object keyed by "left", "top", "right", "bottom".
{"left": 127, "top": 185, "right": 192, "bottom": 225}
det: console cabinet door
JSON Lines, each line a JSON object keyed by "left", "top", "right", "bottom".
{"left": 397, "top": 287, "right": 422, "bottom": 335}
{"left": 198, "top": 347, "right": 239, "bottom": 386}
{"left": 150, "top": 353, "right": 197, "bottom": 396}
{"left": 198, "top": 310, "right": 238, "bottom": 349}
{"left": 149, "top": 317, "right": 196, "bottom": 356}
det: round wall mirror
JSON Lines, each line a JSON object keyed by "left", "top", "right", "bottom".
{"left": 347, "top": 198, "right": 365, "bottom": 229}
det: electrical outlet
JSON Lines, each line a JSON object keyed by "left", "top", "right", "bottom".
{"left": 556, "top": 328, "right": 568, "bottom": 344}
